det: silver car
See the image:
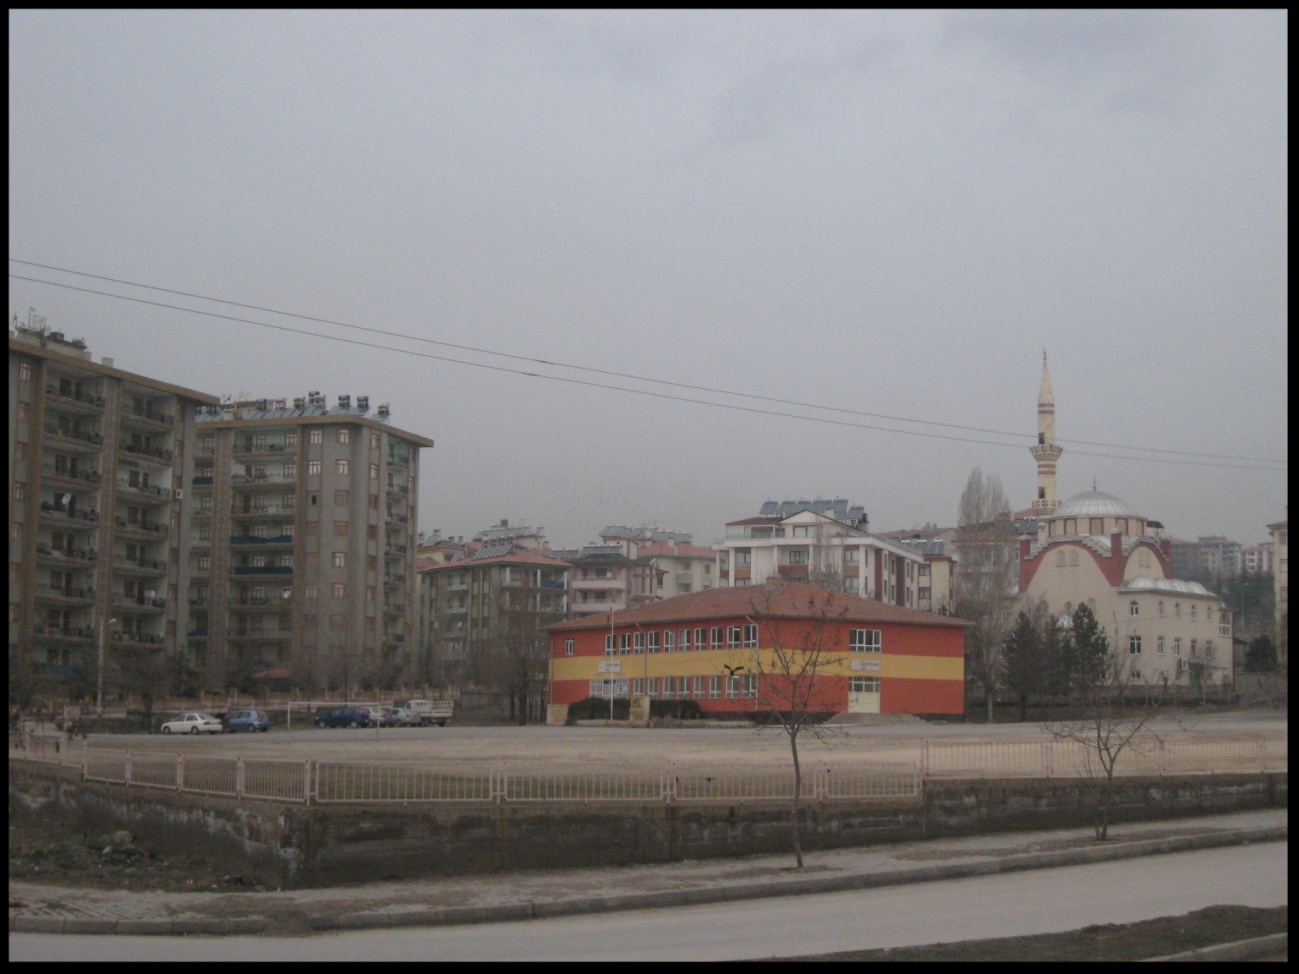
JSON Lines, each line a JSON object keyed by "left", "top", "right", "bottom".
{"left": 161, "top": 713, "right": 223, "bottom": 735}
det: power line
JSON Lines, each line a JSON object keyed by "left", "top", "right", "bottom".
{"left": 9, "top": 269, "right": 1286, "bottom": 473}
{"left": 11, "top": 258, "right": 1286, "bottom": 466}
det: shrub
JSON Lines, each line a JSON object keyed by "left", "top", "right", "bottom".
{"left": 566, "top": 697, "right": 629, "bottom": 721}
{"left": 649, "top": 699, "right": 703, "bottom": 720}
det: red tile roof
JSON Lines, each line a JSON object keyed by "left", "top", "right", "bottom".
{"left": 549, "top": 581, "right": 970, "bottom": 631}
{"left": 637, "top": 541, "right": 719, "bottom": 559}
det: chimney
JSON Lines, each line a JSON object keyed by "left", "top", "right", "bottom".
{"left": 102, "top": 357, "right": 114, "bottom": 368}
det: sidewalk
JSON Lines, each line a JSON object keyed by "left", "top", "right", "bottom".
{"left": 8, "top": 808, "right": 1286, "bottom": 936}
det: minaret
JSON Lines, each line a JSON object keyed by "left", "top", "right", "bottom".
{"left": 1031, "top": 350, "right": 1063, "bottom": 516}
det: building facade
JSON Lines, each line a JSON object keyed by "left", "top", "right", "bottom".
{"left": 1240, "top": 542, "right": 1274, "bottom": 575}
{"left": 547, "top": 582, "right": 969, "bottom": 717}
{"left": 1269, "top": 513, "right": 1287, "bottom": 668}
{"left": 10, "top": 323, "right": 217, "bottom": 701}
{"left": 636, "top": 540, "right": 720, "bottom": 598}
{"left": 1171, "top": 536, "right": 1243, "bottom": 581}
{"left": 187, "top": 395, "right": 433, "bottom": 692}
{"left": 722, "top": 499, "right": 924, "bottom": 608}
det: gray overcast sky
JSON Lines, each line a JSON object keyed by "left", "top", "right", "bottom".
{"left": 9, "top": 10, "right": 1287, "bottom": 550}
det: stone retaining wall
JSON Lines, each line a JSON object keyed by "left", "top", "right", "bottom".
{"left": 8, "top": 761, "right": 1286, "bottom": 888}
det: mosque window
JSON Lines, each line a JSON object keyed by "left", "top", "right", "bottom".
{"left": 1158, "top": 600, "right": 1165, "bottom": 617}
{"left": 1129, "top": 600, "right": 1139, "bottom": 616}
{"left": 1069, "top": 549, "right": 1079, "bottom": 567}
{"left": 1056, "top": 550, "right": 1066, "bottom": 567}
{"left": 1191, "top": 604, "right": 1197, "bottom": 622}
{"left": 1175, "top": 603, "right": 1181, "bottom": 618}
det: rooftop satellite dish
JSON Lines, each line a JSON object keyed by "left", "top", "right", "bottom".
{"left": 61, "top": 493, "right": 72, "bottom": 506}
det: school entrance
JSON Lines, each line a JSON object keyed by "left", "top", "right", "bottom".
{"left": 847, "top": 676, "right": 881, "bottom": 714}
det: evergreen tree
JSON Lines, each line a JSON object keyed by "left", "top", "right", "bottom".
{"left": 1002, "top": 609, "right": 1042, "bottom": 722}
{"left": 1245, "top": 634, "right": 1278, "bottom": 672}
{"left": 1067, "top": 603, "right": 1110, "bottom": 704}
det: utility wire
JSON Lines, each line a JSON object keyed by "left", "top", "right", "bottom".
{"left": 9, "top": 269, "right": 1286, "bottom": 473}
{"left": 11, "top": 258, "right": 1286, "bottom": 466}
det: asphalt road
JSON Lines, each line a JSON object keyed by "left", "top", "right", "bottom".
{"left": 9, "top": 840, "right": 1287, "bottom": 961}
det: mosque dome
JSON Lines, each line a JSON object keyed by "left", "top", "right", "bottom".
{"left": 1054, "top": 490, "right": 1137, "bottom": 520}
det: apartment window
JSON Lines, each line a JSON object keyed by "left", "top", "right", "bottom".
{"left": 334, "top": 521, "right": 348, "bottom": 536}
{"left": 726, "top": 625, "right": 741, "bottom": 648}
{"left": 335, "top": 490, "right": 349, "bottom": 505}
{"left": 283, "top": 493, "right": 295, "bottom": 509}
{"left": 850, "top": 628, "right": 882, "bottom": 652}
{"left": 337, "top": 429, "right": 350, "bottom": 444}
{"left": 370, "top": 431, "right": 380, "bottom": 449}
{"left": 1174, "top": 603, "right": 1181, "bottom": 618}
{"left": 16, "top": 403, "right": 29, "bottom": 421}
{"left": 306, "top": 522, "right": 319, "bottom": 538}
{"left": 336, "top": 459, "right": 350, "bottom": 475}
{"left": 309, "top": 429, "right": 322, "bottom": 444}
{"left": 788, "top": 549, "right": 808, "bottom": 566}
{"left": 366, "top": 585, "right": 376, "bottom": 602}
{"left": 308, "top": 460, "right": 321, "bottom": 475}
{"left": 332, "top": 552, "right": 346, "bottom": 568}
{"left": 1173, "top": 638, "right": 1182, "bottom": 657}
{"left": 1157, "top": 636, "right": 1165, "bottom": 655}
{"left": 200, "top": 433, "right": 215, "bottom": 453}
{"left": 285, "top": 432, "right": 298, "bottom": 449}
{"left": 1129, "top": 600, "right": 1139, "bottom": 616}
{"left": 19, "top": 361, "right": 32, "bottom": 381}
{"left": 13, "top": 483, "right": 24, "bottom": 502}
{"left": 305, "top": 584, "right": 318, "bottom": 600}
{"left": 367, "top": 555, "right": 378, "bottom": 571}
{"left": 367, "top": 525, "right": 378, "bottom": 540}
{"left": 736, "top": 549, "right": 751, "bottom": 565}
{"left": 370, "top": 494, "right": 379, "bottom": 509}
{"left": 1190, "top": 604, "right": 1197, "bottom": 622}
{"left": 283, "top": 462, "right": 296, "bottom": 479}
{"left": 1128, "top": 635, "right": 1142, "bottom": 655}
{"left": 710, "top": 627, "right": 723, "bottom": 649}
{"left": 370, "top": 463, "right": 380, "bottom": 480}
{"left": 1206, "top": 606, "right": 1213, "bottom": 623}
{"left": 332, "top": 583, "right": 345, "bottom": 600}
{"left": 565, "top": 637, "right": 574, "bottom": 657}
{"left": 196, "top": 553, "right": 209, "bottom": 571}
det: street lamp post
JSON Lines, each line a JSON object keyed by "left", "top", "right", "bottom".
{"left": 96, "top": 614, "right": 118, "bottom": 715}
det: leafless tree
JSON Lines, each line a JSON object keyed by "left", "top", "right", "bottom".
{"left": 953, "top": 468, "right": 1019, "bottom": 721}
{"left": 114, "top": 644, "right": 173, "bottom": 733}
{"left": 748, "top": 584, "right": 849, "bottom": 869}
{"left": 1043, "top": 652, "right": 1174, "bottom": 840}
{"left": 1186, "top": 640, "right": 1222, "bottom": 706}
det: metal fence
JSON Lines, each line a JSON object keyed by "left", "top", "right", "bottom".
{"left": 9, "top": 733, "right": 1286, "bottom": 807}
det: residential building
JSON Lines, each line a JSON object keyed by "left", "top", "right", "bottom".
{"left": 10, "top": 322, "right": 218, "bottom": 699}
{"left": 473, "top": 518, "right": 548, "bottom": 551}
{"left": 1240, "top": 542, "right": 1274, "bottom": 575}
{"left": 417, "top": 543, "right": 569, "bottom": 718}
{"left": 635, "top": 540, "right": 720, "bottom": 598}
{"left": 556, "top": 543, "right": 661, "bottom": 617}
{"left": 1269, "top": 512, "right": 1287, "bottom": 669}
{"left": 1171, "top": 536, "right": 1242, "bottom": 581}
{"left": 547, "top": 582, "right": 969, "bottom": 717}
{"left": 188, "top": 393, "right": 433, "bottom": 693}
{"left": 722, "top": 499, "right": 924, "bottom": 608}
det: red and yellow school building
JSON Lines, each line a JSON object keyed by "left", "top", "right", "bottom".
{"left": 547, "top": 582, "right": 969, "bottom": 717}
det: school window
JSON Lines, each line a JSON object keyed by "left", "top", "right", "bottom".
{"left": 694, "top": 628, "right": 706, "bottom": 650}
{"left": 710, "top": 627, "right": 724, "bottom": 649}
{"left": 726, "top": 626, "right": 741, "bottom": 648}
{"left": 565, "top": 637, "right": 574, "bottom": 657}
{"left": 679, "top": 629, "right": 691, "bottom": 651}
{"left": 633, "top": 631, "right": 645, "bottom": 654}
{"left": 336, "top": 459, "right": 350, "bottom": 476}
{"left": 850, "top": 628, "right": 882, "bottom": 652}
{"left": 618, "top": 633, "right": 631, "bottom": 655}
{"left": 726, "top": 676, "right": 740, "bottom": 699}
{"left": 648, "top": 677, "right": 660, "bottom": 698}
{"left": 604, "top": 634, "right": 615, "bottom": 656}
{"left": 663, "top": 630, "right": 675, "bottom": 652}
{"left": 850, "top": 676, "right": 881, "bottom": 693}
{"left": 742, "top": 623, "right": 758, "bottom": 648}
{"left": 647, "top": 630, "right": 659, "bottom": 652}
{"left": 1128, "top": 635, "right": 1142, "bottom": 655}
{"left": 709, "top": 675, "right": 722, "bottom": 699}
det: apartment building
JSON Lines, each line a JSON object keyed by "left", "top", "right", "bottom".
{"left": 9, "top": 323, "right": 217, "bottom": 700}
{"left": 1171, "top": 536, "right": 1242, "bottom": 581}
{"left": 636, "top": 540, "right": 720, "bottom": 598}
{"left": 1240, "top": 542, "right": 1274, "bottom": 575}
{"left": 187, "top": 394, "right": 433, "bottom": 693}
{"left": 722, "top": 499, "right": 924, "bottom": 608}
{"left": 557, "top": 544, "right": 661, "bottom": 617}
{"left": 417, "top": 543, "right": 569, "bottom": 708}
{"left": 1269, "top": 513, "right": 1287, "bottom": 669}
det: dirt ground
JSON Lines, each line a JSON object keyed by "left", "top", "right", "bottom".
{"left": 775, "top": 905, "right": 1288, "bottom": 962}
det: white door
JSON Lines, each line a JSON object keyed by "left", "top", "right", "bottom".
{"left": 847, "top": 676, "right": 881, "bottom": 714}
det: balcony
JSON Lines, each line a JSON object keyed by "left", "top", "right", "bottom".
{"left": 230, "top": 534, "right": 294, "bottom": 546}
{"left": 114, "top": 516, "right": 167, "bottom": 536}
{"left": 230, "top": 473, "right": 295, "bottom": 490}
{"left": 35, "top": 543, "right": 97, "bottom": 564}
{"left": 120, "top": 405, "right": 175, "bottom": 431}
{"left": 37, "top": 503, "right": 100, "bottom": 527}
{"left": 385, "top": 510, "right": 409, "bottom": 525}
{"left": 113, "top": 594, "right": 167, "bottom": 611}
{"left": 387, "top": 450, "right": 410, "bottom": 466}
{"left": 120, "top": 441, "right": 174, "bottom": 464}
{"left": 232, "top": 564, "right": 294, "bottom": 576}
{"left": 113, "top": 555, "right": 168, "bottom": 575}
{"left": 45, "top": 385, "right": 105, "bottom": 412}
{"left": 230, "top": 505, "right": 289, "bottom": 518}
{"left": 776, "top": 564, "right": 809, "bottom": 577}
{"left": 186, "top": 629, "right": 209, "bottom": 639}
{"left": 116, "top": 480, "right": 171, "bottom": 502}
{"left": 110, "top": 631, "right": 165, "bottom": 646}
{"left": 191, "top": 475, "right": 214, "bottom": 486}
{"left": 233, "top": 442, "right": 289, "bottom": 457}
{"left": 35, "top": 585, "right": 96, "bottom": 603}
{"left": 43, "top": 423, "right": 103, "bottom": 452}
{"left": 32, "top": 624, "right": 94, "bottom": 642}
{"left": 386, "top": 483, "right": 410, "bottom": 495}
{"left": 42, "top": 465, "right": 102, "bottom": 489}
{"left": 229, "top": 628, "right": 292, "bottom": 641}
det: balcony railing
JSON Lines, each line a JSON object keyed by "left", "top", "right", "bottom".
{"left": 43, "top": 423, "right": 103, "bottom": 446}
{"left": 33, "top": 624, "right": 94, "bottom": 641}
{"left": 115, "top": 516, "right": 166, "bottom": 534}
{"left": 45, "top": 385, "right": 105, "bottom": 409}
{"left": 35, "top": 585, "right": 95, "bottom": 601}
{"left": 113, "top": 555, "right": 167, "bottom": 572}
{"left": 42, "top": 466, "right": 102, "bottom": 486}
{"left": 191, "top": 475, "right": 214, "bottom": 486}
{"left": 386, "top": 483, "right": 409, "bottom": 494}
{"left": 38, "top": 503, "right": 99, "bottom": 524}
{"left": 232, "top": 565, "right": 294, "bottom": 575}
{"left": 385, "top": 511, "right": 410, "bottom": 524}
{"left": 110, "top": 631, "right": 164, "bottom": 645}
{"left": 35, "top": 544, "right": 97, "bottom": 563}
{"left": 233, "top": 443, "right": 289, "bottom": 455}
{"left": 230, "top": 534, "right": 293, "bottom": 545}
{"left": 116, "top": 480, "right": 170, "bottom": 499}
{"left": 121, "top": 405, "right": 175, "bottom": 427}
{"left": 120, "top": 441, "right": 174, "bottom": 463}
{"left": 113, "top": 595, "right": 167, "bottom": 609}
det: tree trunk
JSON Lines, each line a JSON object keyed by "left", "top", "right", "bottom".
{"left": 789, "top": 735, "right": 805, "bottom": 869}
{"left": 985, "top": 686, "right": 995, "bottom": 723}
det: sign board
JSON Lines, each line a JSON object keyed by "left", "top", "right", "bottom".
{"left": 598, "top": 659, "right": 622, "bottom": 674}
{"left": 851, "top": 658, "right": 881, "bottom": 672}
{"left": 629, "top": 694, "right": 650, "bottom": 726}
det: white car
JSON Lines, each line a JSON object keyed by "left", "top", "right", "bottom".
{"left": 161, "top": 713, "right": 223, "bottom": 735}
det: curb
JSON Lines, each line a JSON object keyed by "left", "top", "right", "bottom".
{"left": 10, "top": 915, "right": 272, "bottom": 935}
{"left": 1144, "top": 932, "right": 1287, "bottom": 962}
{"left": 303, "top": 825, "right": 1286, "bottom": 932}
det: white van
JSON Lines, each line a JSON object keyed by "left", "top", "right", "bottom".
{"left": 405, "top": 699, "right": 454, "bottom": 727}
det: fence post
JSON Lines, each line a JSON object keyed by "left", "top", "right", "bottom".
{"left": 236, "top": 756, "right": 246, "bottom": 798}
{"left": 660, "top": 765, "right": 677, "bottom": 804}
{"left": 81, "top": 737, "right": 89, "bottom": 780}
{"left": 490, "top": 764, "right": 506, "bottom": 805}
{"left": 1043, "top": 741, "right": 1053, "bottom": 778}
{"left": 124, "top": 750, "right": 133, "bottom": 787}
{"left": 304, "top": 759, "right": 313, "bottom": 804}
{"left": 176, "top": 753, "right": 185, "bottom": 792}
{"left": 1258, "top": 737, "right": 1268, "bottom": 772}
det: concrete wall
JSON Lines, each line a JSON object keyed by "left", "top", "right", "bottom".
{"left": 9, "top": 761, "right": 1286, "bottom": 888}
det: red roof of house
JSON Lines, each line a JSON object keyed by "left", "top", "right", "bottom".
{"left": 725, "top": 516, "right": 783, "bottom": 526}
{"left": 549, "top": 581, "right": 970, "bottom": 631}
{"left": 637, "top": 541, "right": 719, "bottom": 559}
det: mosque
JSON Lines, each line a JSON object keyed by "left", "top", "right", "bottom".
{"left": 1016, "top": 354, "right": 1231, "bottom": 690}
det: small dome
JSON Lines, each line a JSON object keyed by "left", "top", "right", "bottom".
{"left": 1055, "top": 490, "right": 1136, "bottom": 520}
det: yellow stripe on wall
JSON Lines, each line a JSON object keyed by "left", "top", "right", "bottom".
{"left": 553, "top": 650, "right": 962, "bottom": 683}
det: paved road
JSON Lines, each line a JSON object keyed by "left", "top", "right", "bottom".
{"left": 10, "top": 841, "right": 1286, "bottom": 961}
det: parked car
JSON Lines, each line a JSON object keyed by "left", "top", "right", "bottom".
{"left": 225, "top": 709, "right": 271, "bottom": 733}
{"left": 383, "top": 707, "right": 420, "bottom": 728}
{"left": 368, "top": 706, "right": 399, "bottom": 727}
{"left": 313, "top": 706, "right": 372, "bottom": 729}
{"left": 161, "top": 713, "right": 223, "bottom": 735}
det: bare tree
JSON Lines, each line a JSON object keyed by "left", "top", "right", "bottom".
{"left": 114, "top": 644, "right": 173, "bottom": 733}
{"left": 748, "top": 583, "right": 849, "bottom": 869}
{"left": 1186, "top": 640, "right": 1222, "bottom": 706}
{"left": 953, "top": 468, "right": 1019, "bottom": 721}
{"left": 1043, "top": 652, "right": 1173, "bottom": 840}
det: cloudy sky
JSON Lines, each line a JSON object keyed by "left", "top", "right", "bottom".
{"left": 9, "top": 10, "right": 1287, "bottom": 549}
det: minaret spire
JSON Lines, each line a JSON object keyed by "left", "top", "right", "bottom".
{"left": 1031, "top": 351, "right": 1063, "bottom": 517}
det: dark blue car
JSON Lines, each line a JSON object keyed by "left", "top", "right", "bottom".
{"left": 314, "top": 706, "right": 372, "bottom": 729}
